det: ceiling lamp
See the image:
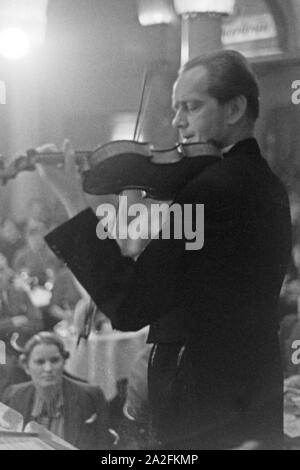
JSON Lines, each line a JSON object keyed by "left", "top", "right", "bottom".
{"left": 137, "top": 0, "right": 176, "bottom": 26}
{"left": 174, "top": 0, "right": 235, "bottom": 17}
{"left": 0, "top": 27, "right": 30, "bottom": 60}
{"left": 0, "top": 0, "right": 48, "bottom": 59}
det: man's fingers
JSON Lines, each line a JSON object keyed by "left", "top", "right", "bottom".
{"left": 35, "top": 143, "right": 59, "bottom": 177}
{"left": 35, "top": 139, "right": 87, "bottom": 217}
{"left": 36, "top": 159, "right": 63, "bottom": 180}
{"left": 36, "top": 140, "right": 77, "bottom": 176}
{"left": 63, "top": 138, "right": 77, "bottom": 175}
{"left": 36, "top": 143, "right": 58, "bottom": 154}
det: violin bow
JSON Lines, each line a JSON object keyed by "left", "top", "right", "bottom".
{"left": 133, "top": 70, "right": 149, "bottom": 142}
{"left": 76, "top": 298, "right": 97, "bottom": 347}
{"left": 136, "top": 80, "right": 152, "bottom": 143}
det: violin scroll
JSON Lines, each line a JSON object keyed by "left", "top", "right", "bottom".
{"left": 0, "top": 148, "right": 93, "bottom": 185}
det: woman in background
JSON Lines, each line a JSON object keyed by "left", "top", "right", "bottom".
{"left": 3, "top": 332, "right": 112, "bottom": 449}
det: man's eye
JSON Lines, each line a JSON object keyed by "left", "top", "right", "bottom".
{"left": 186, "top": 102, "right": 201, "bottom": 111}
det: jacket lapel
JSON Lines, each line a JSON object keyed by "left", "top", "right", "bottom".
{"left": 23, "top": 385, "right": 35, "bottom": 426}
{"left": 63, "top": 378, "right": 82, "bottom": 446}
{"left": 10, "top": 382, "right": 36, "bottom": 427}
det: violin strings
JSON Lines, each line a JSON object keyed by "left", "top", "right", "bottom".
{"left": 133, "top": 70, "right": 148, "bottom": 142}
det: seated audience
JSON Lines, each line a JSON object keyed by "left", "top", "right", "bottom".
{"left": 290, "top": 193, "right": 300, "bottom": 245}
{"left": 279, "top": 244, "right": 300, "bottom": 375}
{"left": 0, "top": 218, "right": 24, "bottom": 266}
{"left": 12, "top": 220, "right": 60, "bottom": 286}
{"left": 45, "top": 266, "right": 83, "bottom": 330}
{"left": 119, "top": 344, "right": 152, "bottom": 449}
{"left": 25, "top": 198, "right": 52, "bottom": 228}
{"left": 3, "top": 332, "right": 112, "bottom": 449}
{"left": 0, "top": 253, "right": 43, "bottom": 397}
{"left": 124, "top": 344, "right": 152, "bottom": 425}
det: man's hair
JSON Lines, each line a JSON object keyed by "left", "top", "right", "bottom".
{"left": 180, "top": 50, "right": 260, "bottom": 121}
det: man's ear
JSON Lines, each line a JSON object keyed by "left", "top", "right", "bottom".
{"left": 226, "top": 95, "right": 248, "bottom": 125}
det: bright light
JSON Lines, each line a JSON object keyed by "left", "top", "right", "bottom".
{"left": 138, "top": 0, "right": 176, "bottom": 26}
{"left": 0, "top": 27, "right": 30, "bottom": 59}
{"left": 111, "top": 113, "right": 142, "bottom": 141}
{"left": 139, "top": 10, "right": 175, "bottom": 26}
{"left": 174, "top": 0, "right": 235, "bottom": 16}
{"left": 0, "top": 1, "right": 48, "bottom": 48}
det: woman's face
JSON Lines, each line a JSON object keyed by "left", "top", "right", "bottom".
{"left": 25, "top": 344, "right": 65, "bottom": 390}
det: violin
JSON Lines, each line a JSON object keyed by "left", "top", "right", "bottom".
{"left": 0, "top": 140, "right": 222, "bottom": 200}
{"left": 0, "top": 71, "right": 222, "bottom": 199}
{"left": 81, "top": 140, "right": 222, "bottom": 200}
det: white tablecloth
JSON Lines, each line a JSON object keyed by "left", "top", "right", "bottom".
{"left": 56, "top": 324, "right": 149, "bottom": 400}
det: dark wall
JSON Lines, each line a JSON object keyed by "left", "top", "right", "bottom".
{"left": 255, "top": 62, "right": 300, "bottom": 195}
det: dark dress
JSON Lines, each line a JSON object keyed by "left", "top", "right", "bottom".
{"left": 45, "top": 139, "right": 291, "bottom": 449}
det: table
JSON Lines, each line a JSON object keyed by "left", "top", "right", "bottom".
{"left": 56, "top": 323, "right": 149, "bottom": 400}
{"left": 0, "top": 403, "right": 76, "bottom": 450}
{"left": 0, "top": 433, "right": 55, "bottom": 450}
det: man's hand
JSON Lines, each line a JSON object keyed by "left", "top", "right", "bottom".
{"left": 36, "top": 139, "right": 88, "bottom": 218}
{"left": 113, "top": 189, "right": 172, "bottom": 259}
{"left": 12, "top": 315, "right": 29, "bottom": 328}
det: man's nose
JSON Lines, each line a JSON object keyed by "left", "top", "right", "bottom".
{"left": 172, "top": 109, "right": 187, "bottom": 129}
{"left": 43, "top": 361, "right": 53, "bottom": 372}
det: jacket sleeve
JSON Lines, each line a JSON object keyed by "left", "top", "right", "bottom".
{"left": 1, "top": 385, "right": 23, "bottom": 414}
{"left": 45, "top": 208, "right": 186, "bottom": 331}
{"left": 45, "top": 165, "right": 243, "bottom": 333}
{"left": 45, "top": 209, "right": 135, "bottom": 313}
{"left": 1, "top": 385, "right": 14, "bottom": 404}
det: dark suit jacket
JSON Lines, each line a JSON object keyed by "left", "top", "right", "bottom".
{"left": 45, "top": 139, "right": 291, "bottom": 447}
{"left": 3, "top": 377, "right": 111, "bottom": 450}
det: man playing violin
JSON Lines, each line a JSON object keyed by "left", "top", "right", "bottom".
{"left": 38, "top": 50, "right": 291, "bottom": 449}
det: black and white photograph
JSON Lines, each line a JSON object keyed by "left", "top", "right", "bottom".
{"left": 0, "top": 0, "right": 299, "bottom": 453}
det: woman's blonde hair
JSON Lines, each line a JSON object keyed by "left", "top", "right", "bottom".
{"left": 11, "top": 331, "right": 70, "bottom": 364}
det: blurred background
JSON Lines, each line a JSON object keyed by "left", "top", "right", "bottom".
{"left": 0, "top": 0, "right": 299, "bottom": 374}
{"left": 0, "top": 1, "right": 300, "bottom": 448}
{"left": 0, "top": 0, "right": 299, "bottom": 220}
